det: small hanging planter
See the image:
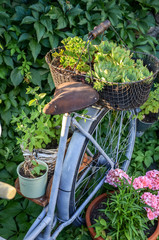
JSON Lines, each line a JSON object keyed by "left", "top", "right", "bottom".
{"left": 86, "top": 193, "right": 159, "bottom": 240}
{"left": 17, "top": 159, "right": 48, "bottom": 199}
{"left": 136, "top": 112, "right": 159, "bottom": 137}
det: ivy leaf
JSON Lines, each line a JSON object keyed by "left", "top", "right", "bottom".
{"left": 78, "top": 18, "right": 87, "bottom": 25}
{"left": 48, "top": 33, "right": 59, "bottom": 49}
{"left": 0, "top": 228, "right": 15, "bottom": 240}
{"left": 1, "top": 110, "right": 12, "bottom": 125}
{"left": 11, "top": 6, "right": 27, "bottom": 21}
{"left": 0, "top": 11, "right": 9, "bottom": 18}
{"left": 67, "top": 4, "right": 83, "bottom": 17}
{"left": 10, "top": 67, "right": 24, "bottom": 87}
{"left": 47, "top": 73, "right": 55, "bottom": 91}
{"left": 57, "top": 16, "right": 68, "bottom": 29}
{"left": 155, "top": 146, "right": 159, "bottom": 151}
{"left": 21, "top": 16, "right": 36, "bottom": 24}
{"left": 5, "top": 162, "right": 17, "bottom": 176}
{"left": 29, "top": 40, "right": 41, "bottom": 62}
{"left": 41, "top": 18, "right": 53, "bottom": 33}
{"left": 30, "top": 68, "right": 42, "bottom": 86}
{"left": 29, "top": 3, "right": 45, "bottom": 12}
{"left": 144, "top": 156, "right": 153, "bottom": 168}
{"left": 34, "top": 22, "right": 45, "bottom": 42}
{"left": 0, "top": 66, "right": 8, "bottom": 79}
{"left": 0, "top": 202, "right": 23, "bottom": 220}
{"left": 47, "top": 6, "right": 62, "bottom": 20}
{"left": 4, "top": 99, "right": 11, "bottom": 112}
{"left": 4, "top": 32, "right": 11, "bottom": 44}
{"left": 19, "top": 33, "right": 32, "bottom": 42}
{"left": 3, "top": 55, "right": 14, "bottom": 68}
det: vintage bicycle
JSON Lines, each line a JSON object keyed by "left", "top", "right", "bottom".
{"left": 1, "top": 20, "right": 159, "bottom": 240}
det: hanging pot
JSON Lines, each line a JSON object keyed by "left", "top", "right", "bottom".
{"left": 85, "top": 193, "right": 159, "bottom": 240}
{"left": 136, "top": 119, "right": 155, "bottom": 137}
{"left": 136, "top": 112, "right": 159, "bottom": 137}
{"left": 17, "top": 160, "right": 48, "bottom": 199}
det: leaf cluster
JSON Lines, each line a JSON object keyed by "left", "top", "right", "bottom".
{"left": 137, "top": 83, "right": 159, "bottom": 121}
{"left": 129, "top": 129, "right": 159, "bottom": 176}
{"left": 92, "top": 41, "right": 152, "bottom": 91}
{"left": 11, "top": 86, "right": 62, "bottom": 152}
{"left": 92, "top": 181, "right": 150, "bottom": 240}
{"left": 22, "top": 159, "right": 47, "bottom": 178}
{"left": 54, "top": 37, "right": 153, "bottom": 91}
{"left": 52, "top": 36, "right": 95, "bottom": 72}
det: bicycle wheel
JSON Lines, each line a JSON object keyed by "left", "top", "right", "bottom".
{"left": 57, "top": 106, "right": 136, "bottom": 225}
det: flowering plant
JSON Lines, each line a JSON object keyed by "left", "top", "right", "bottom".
{"left": 105, "top": 168, "right": 159, "bottom": 221}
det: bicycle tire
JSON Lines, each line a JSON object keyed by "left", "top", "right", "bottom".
{"left": 57, "top": 106, "right": 136, "bottom": 225}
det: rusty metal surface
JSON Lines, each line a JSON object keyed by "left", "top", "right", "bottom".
{"left": 88, "top": 20, "right": 111, "bottom": 39}
{"left": 43, "top": 82, "right": 99, "bottom": 115}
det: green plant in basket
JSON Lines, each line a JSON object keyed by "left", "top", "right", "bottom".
{"left": 52, "top": 36, "right": 96, "bottom": 73}
{"left": 11, "top": 86, "right": 62, "bottom": 153}
{"left": 52, "top": 36, "right": 153, "bottom": 92}
{"left": 87, "top": 40, "right": 153, "bottom": 91}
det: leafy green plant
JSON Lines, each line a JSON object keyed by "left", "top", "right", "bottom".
{"left": 52, "top": 37, "right": 153, "bottom": 91}
{"left": 91, "top": 180, "right": 153, "bottom": 240}
{"left": 11, "top": 86, "right": 62, "bottom": 152}
{"left": 91, "top": 40, "right": 152, "bottom": 91}
{"left": 137, "top": 83, "right": 159, "bottom": 121}
{"left": 20, "top": 159, "right": 47, "bottom": 178}
{"left": 52, "top": 36, "right": 95, "bottom": 72}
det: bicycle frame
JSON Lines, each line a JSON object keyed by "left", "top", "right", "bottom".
{"left": 0, "top": 107, "right": 136, "bottom": 240}
{"left": 21, "top": 106, "right": 121, "bottom": 240}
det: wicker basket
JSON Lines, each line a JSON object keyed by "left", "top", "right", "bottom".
{"left": 45, "top": 47, "right": 85, "bottom": 87}
{"left": 21, "top": 147, "right": 57, "bottom": 181}
{"left": 45, "top": 49, "right": 159, "bottom": 110}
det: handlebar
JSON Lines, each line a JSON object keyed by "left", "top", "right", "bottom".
{"left": 0, "top": 182, "right": 16, "bottom": 199}
{"left": 88, "top": 20, "right": 111, "bottom": 40}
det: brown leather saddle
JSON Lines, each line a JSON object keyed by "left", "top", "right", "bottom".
{"left": 43, "top": 82, "right": 99, "bottom": 115}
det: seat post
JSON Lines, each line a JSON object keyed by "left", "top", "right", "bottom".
{"left": 42, "top": 113, "right": 71, "bottom": 239}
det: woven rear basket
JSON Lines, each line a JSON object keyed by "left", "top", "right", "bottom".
{"left": 46, "top": 49, "right": 159, "bottom": 110}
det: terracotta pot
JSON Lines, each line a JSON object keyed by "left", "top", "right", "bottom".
{"left": 85, "top": 193, "right": 159, "bottom": 240}
{"left": 149, "top": 218, "right": 159, "bottom": 240}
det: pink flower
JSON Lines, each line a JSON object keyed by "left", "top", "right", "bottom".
{"left": 133, "top": 176, "right": 152, "bottom": 190}
{"left": 105, "top": 168, "right": 131, "bottom": 187}
{"left": 146, "top": 170, "right": 159, "bottom": 190}
{"left": 141, "top": 192, "right": 159, "bottom": 220}
{"left": 104, "top": 168, "right": 159, "bottom": 220}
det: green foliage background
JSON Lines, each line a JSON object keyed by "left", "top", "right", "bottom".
{"left": 0, "top": 0, "right": 159, "bottom": 239}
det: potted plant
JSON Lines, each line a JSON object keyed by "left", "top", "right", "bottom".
{"left": 17, "top": 158, "right": 48, "bottom": 198}
{"left": 46, "top": 36, "right": 159, "bottom": 110}
{"left": 86, "top": 169, "right": 159, "bottom": 240}
{"left": 136, "top": 83, "right": 159, "bottom": 137}
{"left": 11, "top": 87, "right": 62, "bottom": 196}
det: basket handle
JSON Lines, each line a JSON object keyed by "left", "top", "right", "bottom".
{"left": 88, "top": 20, "right": 111, "bottom": 39}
